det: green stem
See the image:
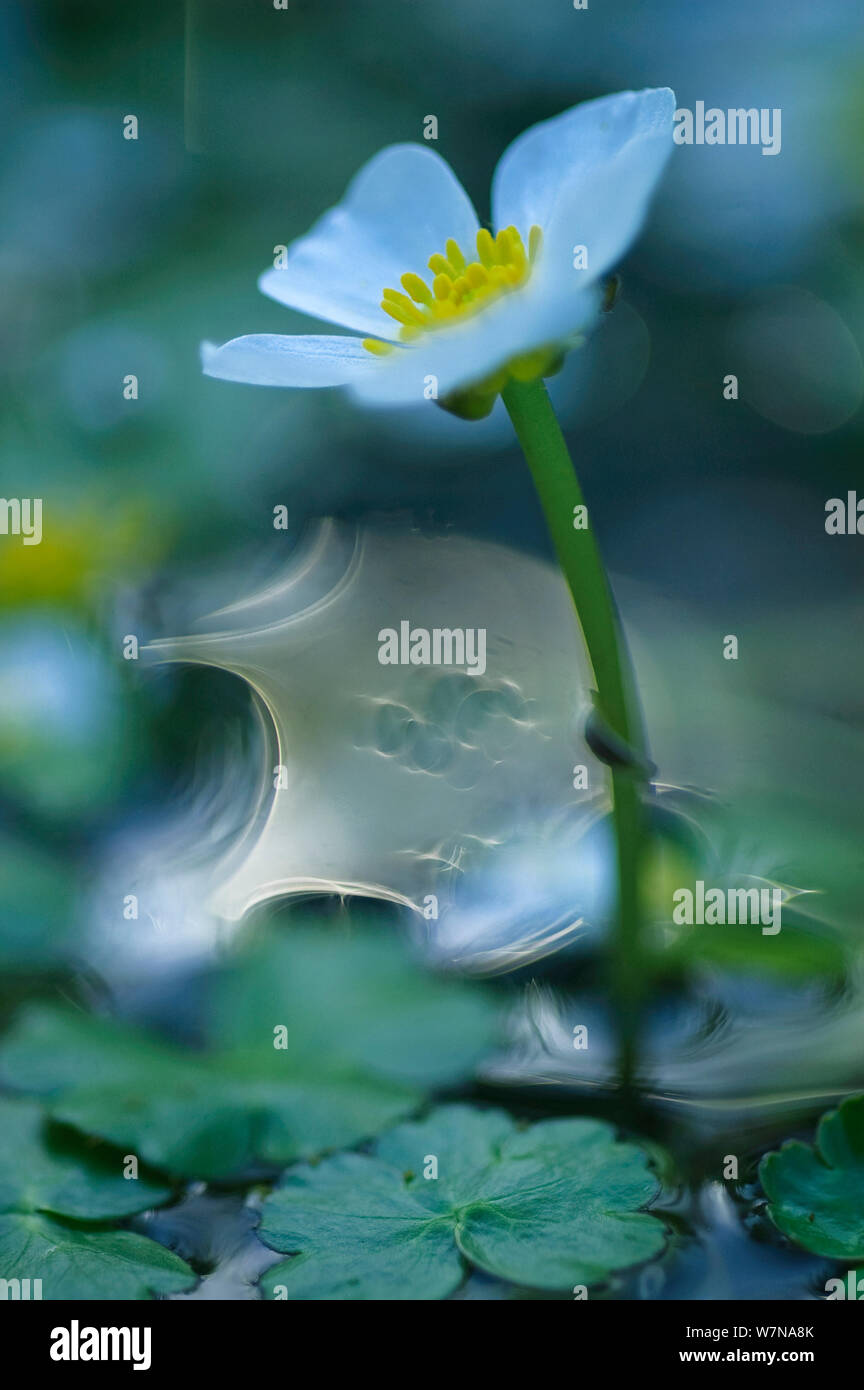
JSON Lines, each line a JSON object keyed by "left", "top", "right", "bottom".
{"left": 501, "top": 376, "right": 648, "bottom": 1088}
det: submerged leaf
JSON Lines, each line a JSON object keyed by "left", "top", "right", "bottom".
{"left": 760, "top": 1093, "right": 864, "bottom": 1258}
{"left": 260, "top": 1104, "right": 665, "bottom": 1299}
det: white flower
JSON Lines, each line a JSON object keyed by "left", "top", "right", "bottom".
{"left": 202, "top": 88, "right": 675, "bottom": 411}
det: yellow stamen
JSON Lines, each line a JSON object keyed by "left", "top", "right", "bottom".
{"left": 381, "top": 288, "right": 426, "bottom": 326}
{"left": 362, "top": 338, "right": 394, "bottom": 356}
{"left": 445, "top": 238, "right": 467, "bottom": 273}
{"left": 465, "top": 263, "right": 488, "bottom": 289}
{"left": 507, "top": 227, "right": 527, "bottom": 271}
{"left": 495, "top": 228, "right": 513, "bottom": 261}
{"left": 401, "top": 272, "right": 434, "bottom": 307}
{"left": 365, "top": 222, "right": 542, "bottom": 352}
{"left": 428, "top": 253, "right": 454, "bottom": 279}
{"left": 475, "top": 228, "right": 498, "bottom": 268}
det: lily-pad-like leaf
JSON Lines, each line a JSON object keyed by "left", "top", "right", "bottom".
{"left": 0, "top": 1097, "right": 194, "bottom": 1300}
{"left": 259, "top": 1105, "right": 665, "bottom": 1298}
{"left": 0, "top": 929, "right": 500, "bottom": 1180}
{"left": 0, "top": 1005, "right": 414, "bottom": 1183}
{"left": 212, "top": 927, "right": 499, "bottom": 1089}
{"left": 0, "top": 1214, "right": 196, "bottom": 1300}
{"left": 0, "top": 1096, "right": 173, "bottom": 1219}
{"left": 760, "top": 1094, "right": 864, "bottom": 1259}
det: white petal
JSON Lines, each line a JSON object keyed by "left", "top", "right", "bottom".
{"left": 493, "top": 88, "right": 675, "bottom": 235}
{"left": 259, "top": 144, "right": 480, "bottom": 337}
{"left": 201, "top": 335, "right": 374, "bottom": 388}
{"left": 349, "top": 278, "right": 601, "bottom": 409}
{"left": 492, "top": 88, "right": 675, "bottom": 288}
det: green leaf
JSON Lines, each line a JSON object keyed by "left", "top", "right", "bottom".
{"left": 0, "top": 1096, "right": 172, "bottom": 1219}
{"left": 0, "top": 1005, "right": 414, "bottom": 1183}
{"left": 259, "top": 1104, "right": 665, "bottom": 1299}
{"left": 213, "top": 927, "right": 499, "bottom": 1089}
{"left": 0, "top": 1213, "right": 195, "bottom": 1300}
{"left": 666, "top": 907, "right": 846, "bottom": 981}
{"left": 760, "top": 1093, "right": 864, "bottom": 1258}
{"left": 0, "top": 835, "right": 75, "bottom": 968}
{"left": 0, "top": 1097, "right": 195, "bottom": 1300}
{"left": 0, "top": 929, "right": 500, "bottom": 1180}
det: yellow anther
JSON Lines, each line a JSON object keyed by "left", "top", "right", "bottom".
{"left": 475, "top": 228, "right": 498, "bottom": 268}
{"left": 401, "top": 272, "right": 434, "bottom": 307}
{"left": 381, "top": 289, "right": 426, "bottom": 326}
{"left": 466, "top": 263, "right": 489, "bottom": 289}
{"left": 508, "top": 226, "right": 527, "bottom": 269}
{"left": 366, "top": 221, "right": 541, "bottom": 357}
{"left": 445, "top": 239, "right": 467, "bottom": 273}
{"left": 362, "top": 338, "right": 394, "bottom": 356}
{"left": 428, "top": 253, "right": 454, "bottom": 279}
{"left": 382, "top": 303, "right": 416, "bottom": 328}
{"left": 495, "top": 228, "right": 513, "bottom": 261}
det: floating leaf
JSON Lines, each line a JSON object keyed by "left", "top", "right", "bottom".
{"left": 0, "top": 1096, "right": 172, "bottom": 1219}
{"left": 0, "top": 1097, "right": 194, "bottom": 1300}
{"left": 0, "top": 929, "right": 500, "bottom": 1180}
{"left": 260, "top": 1104, "right": 665, "bottom": 1299}
{"left": 760, "top": 1094, "right": 864, "bottom": 1258}
{"left": 0, "top": 1214, "right": 195, "bottom": 1300}
{"left": 0, "top": 1005, "right": 415, "bottom": 1183}
{"left": 212, "top": 926, "right": 499, "bottom": 1089}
